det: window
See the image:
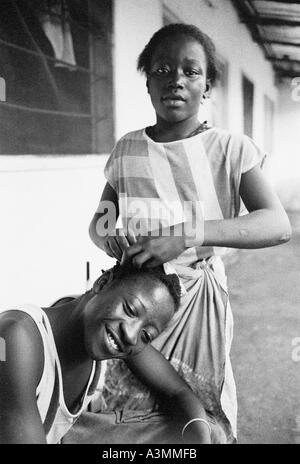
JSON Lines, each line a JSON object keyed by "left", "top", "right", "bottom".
{"left": 242, "top": 74, "right": 254, "bottom": 138}
{"left": 0, "top": 0, "right": 113, "bottom": 155}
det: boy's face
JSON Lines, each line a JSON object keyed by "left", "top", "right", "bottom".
{"left": 83, "top": 276, "right": 175, "bottom": 360}
{"left": 147, "top": 35, "right": 210, "bottom": 127}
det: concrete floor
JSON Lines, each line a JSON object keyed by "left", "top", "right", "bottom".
{"left": 226, "top": 212, "right": 300, "bottom": 444}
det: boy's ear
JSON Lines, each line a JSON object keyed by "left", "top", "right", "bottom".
{"left": 92, "top": 269, "right": 114, "bottom": 294}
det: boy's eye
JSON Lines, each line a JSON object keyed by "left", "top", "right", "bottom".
{"left": 141, "top": 329, "right": 153, "bottom": 344}
{"left": 124, "top": 302, "right": 136, "bottom": 317}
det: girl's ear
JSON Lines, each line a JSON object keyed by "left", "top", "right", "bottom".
{"left": 203, "top": 80, "right": 212, "bottom": 100}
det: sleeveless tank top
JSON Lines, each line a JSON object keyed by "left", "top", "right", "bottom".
{"left": 1, "top": 304, "right": 101, "bottom": 443}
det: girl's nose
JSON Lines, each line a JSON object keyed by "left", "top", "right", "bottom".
{"left": 120, "top": 320, "right": 142, "bottom": 347}
{"left": 167, "top": 69, "right": 184, "bottom": 89}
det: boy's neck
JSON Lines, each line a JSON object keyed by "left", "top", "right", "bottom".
{"left": 43, "top": 300, "right": 94, "bottom": 413}
{"left": 44, "top": 300, "right": 89, "bottom": 369}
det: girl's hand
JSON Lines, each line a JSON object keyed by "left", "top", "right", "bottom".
{"left": 104, "top": 229, "right": 136, "bottom": 261}
{"left": 121, "top": 224, "right": 186, "bottom": 267}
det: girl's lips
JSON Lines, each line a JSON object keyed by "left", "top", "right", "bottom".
{"left": 162, "top": 98, "right": 185, "bottom": 108}
{"left": 162, "top": 95, "right": 186, "bottom": 102}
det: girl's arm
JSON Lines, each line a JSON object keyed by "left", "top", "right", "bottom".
{"left": 89, "top": 182, "right": 134, "bottom": 261}
{"left": 125, "top": 344, "right": 211, "bottom": 444}
{"left": 203, "top": 165, "right": 291, "bottom": 249}
{"left": 123, "top": 165, "right": 291, "bottom": 267}
{"left": 89, "top": 182, "right": 119, "bottom": 252}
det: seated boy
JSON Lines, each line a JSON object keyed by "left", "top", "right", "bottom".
{"left": 0, "top": 263, "right": 211, "bottom": 444}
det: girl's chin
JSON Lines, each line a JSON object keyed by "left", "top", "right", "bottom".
{"left": 157, "top": 113, "right": 195, "bottom": 125}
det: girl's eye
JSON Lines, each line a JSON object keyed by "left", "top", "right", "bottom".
{"left": 186, "top": 69, "right": 200, "bottom": 76}
{"left": 154, "top": 66, "right": 170, "bottom": 75}
{"left": 141, "top": 330, "right": 152, "bottom": 344}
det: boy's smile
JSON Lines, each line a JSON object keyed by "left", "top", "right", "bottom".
{"left": 147, "top": 34, "right": 211, "bottom": 135}
{"left": 84, "top": 277, "right": 175, "bottom": 361}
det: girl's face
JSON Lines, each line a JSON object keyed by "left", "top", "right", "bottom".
{"left": 83, "top": 277, "right": 175, "bottom": 361}
{"left": 147, "top": 35, "right": 210, "bottom": 129}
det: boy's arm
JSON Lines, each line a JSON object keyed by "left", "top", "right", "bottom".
{"left": 125, "top": 344, "right": 211, "bottom": 444}
{"left": 0, "top": 312, "right": 46, "bottom": 444}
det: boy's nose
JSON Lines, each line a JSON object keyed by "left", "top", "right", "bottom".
{"left": 120, "top": 320, "right": 142, "bottom": 347}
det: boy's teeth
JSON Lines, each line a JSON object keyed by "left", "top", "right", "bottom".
{"left": 108, "top": 332, "right": 120, "bottom": 351}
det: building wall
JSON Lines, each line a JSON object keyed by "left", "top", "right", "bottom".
{"left": 272, "top": 80, "right": 300, "bottom": 211}
{"left": 0, "top": 156, "right": 115, "bottom": 309}
{"left": 113, "top": 0, "right": 163, "bottom": 137}
{"left": 0, "top": 0, "right": 280, "bottom": 308}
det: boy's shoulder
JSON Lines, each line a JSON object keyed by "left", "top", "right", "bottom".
{"left": 0, "top": 304, "right": 44, "bottom": 330}
{"left": 0, "top": 307, "right": 36, "bottom": 328}
{"left": 0, "top": 308, "right": 44, "bottom": 388}
{"left": 0, "top": 307, "right": 44, "bottom": 361}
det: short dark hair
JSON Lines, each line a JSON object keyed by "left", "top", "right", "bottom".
{"left": 137, "top": 23, "right": 219, "bottom": 85}
{"left": 93, "top": 262, "right": 182, "bottom": 311}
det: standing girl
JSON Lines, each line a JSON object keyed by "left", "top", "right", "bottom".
{"left": 89, "top": 24, "right": 291, "bottom": 444}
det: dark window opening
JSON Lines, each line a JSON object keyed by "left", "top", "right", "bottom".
{"left": 0, "top": 0, "right": 114, "bottom": 155}
{"left": 242, "top": 74, "right": 254, "bottom": 138}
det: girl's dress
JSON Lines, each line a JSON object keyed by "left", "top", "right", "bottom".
{"left": 75, "top": 127, "right": 265, "bottom": 444}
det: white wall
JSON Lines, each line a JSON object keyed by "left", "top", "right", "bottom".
{"left": 113, "top": 0, "right": 163, "bottom": 138}
{"left": 272, "top": 79, "right": 300, "bottom": 211}
{"left": 0, "top": 156, "right": 115, "bottom": 309}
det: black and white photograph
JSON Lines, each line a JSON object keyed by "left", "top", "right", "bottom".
{"left": 0, "top": 0, "right": 300, "bottom": 448}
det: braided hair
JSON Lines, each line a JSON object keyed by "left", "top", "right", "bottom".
{"left": 92, "top": 262, "right": 182, "bottom": 311}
